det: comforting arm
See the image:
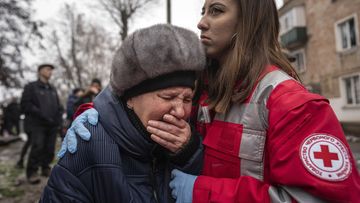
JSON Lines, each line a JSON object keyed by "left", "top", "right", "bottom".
{"left": 57, "top": 108, "right": 98, "bottom": 157}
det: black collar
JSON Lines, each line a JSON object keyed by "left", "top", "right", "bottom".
{"left": 121, "top": 98, "right": 167, "bottom": 160}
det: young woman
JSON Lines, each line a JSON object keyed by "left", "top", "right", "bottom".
{"left": 40, "top": 24, "right": 205, "bottom": 203}
{"left": 60, "top": 0, "right": 360, "bottom": 202}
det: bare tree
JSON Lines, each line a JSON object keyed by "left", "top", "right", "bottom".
{"left": 98, "top": 0, "right": 159, "bottom": 40}
{"left": 49, "top": 4, "right": 115, "bottom": 91}
{"left": 0, "top": 0, "right": 42, "bottom": 88}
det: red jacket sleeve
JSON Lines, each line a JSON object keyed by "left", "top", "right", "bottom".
{"left": 266, "top": 84, "right": 360, "bottom": 203}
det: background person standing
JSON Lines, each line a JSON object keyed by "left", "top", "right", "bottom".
{"left": 20, "top": 64, "right": 63, "bottom": 184}
{"left": 66, "top": 87, "right": 84, "bottom": 122}
{"left": 3, "top": 97, "right": 20, "bottom": 136}
{"left": 73, "top": 78, "right": 102, "bottom": 110}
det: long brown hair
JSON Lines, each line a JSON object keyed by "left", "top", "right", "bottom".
{"left": 206, "top": 0, "right": 300, "bottom": 113}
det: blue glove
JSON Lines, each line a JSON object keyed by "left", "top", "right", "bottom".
{"left": 57, "top": 108, "right": 99, "bottom": 158}
{"left": 169, "top": 169, "right": 197, "bottom": 203}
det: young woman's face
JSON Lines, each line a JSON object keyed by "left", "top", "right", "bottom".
{"left": 127, "top": 87, "right": 193, "bottom": 127}
{"left": 197, "top": 0, "right": 239, "bottom": 62}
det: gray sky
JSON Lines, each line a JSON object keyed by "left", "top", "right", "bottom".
{"left": 28, "top": 0, "right": 284, "bottom": 66}
{"left": 0, "top": 0, "right": 284, "bottom": 102}
{"left": 32, "top": 0, "right": 284, "bottom": 34}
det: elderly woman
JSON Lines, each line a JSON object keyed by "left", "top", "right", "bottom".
{"left": 59, "top": 0, "right": 360, "bottom": 202}
{"left": 40, "top": 24, "right": 205, "bottom": 203}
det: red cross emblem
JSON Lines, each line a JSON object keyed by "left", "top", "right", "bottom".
{"left": 313, "top": 145, "right": 339, "bottom": 167}
{"left": 300, "top": 134, "right": 351, "bottom": 181}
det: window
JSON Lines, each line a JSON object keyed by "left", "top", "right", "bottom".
{"left": 284, "top": 13, "right": 293, "bottom": 31}
{"left": 336, "top": 15, "right": 358, "bottom": 51}
{"left": 344, "top": 75, "right": 360, "bottom": 105}
{"left": 285, "top": 17, "right": 290, "bottom": 31}
{"left": 291, "top": 49, "right": 306, "bottom": 73}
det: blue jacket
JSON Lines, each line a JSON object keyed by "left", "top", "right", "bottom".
{"left": 40, "top": 87, "right": 203, "bottom": 203}
{"left": 65, "top": 93, "right": 78, "bottom": 120}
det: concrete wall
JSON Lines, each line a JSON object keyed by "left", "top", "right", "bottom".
{"left": 279, "top": 0, "right": 360, "bottom": 132}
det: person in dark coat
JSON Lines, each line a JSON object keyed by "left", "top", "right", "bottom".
{"left": 3, "top": 98, "right": 20, "bottom": 136}
{"left": 66, "top": 88, "right": 84, "bottom": 121}
{"left": 61, "top": 88, "right": 84, "bottom": 139}
{"left": 40, "top": 24, "right": 206, "bottom": 202}
{"left": 20, "top": 64, "right": 63, "bottom": 184}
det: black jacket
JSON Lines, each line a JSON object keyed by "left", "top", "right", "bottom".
{"left": 40, "top": 86, "right": 203, "bottom": 203}
{"left": 20, "top": 80, "right": 63, "bottom": 128}
{"left": 4, "top": 102, "right": 20, "bottom": 122}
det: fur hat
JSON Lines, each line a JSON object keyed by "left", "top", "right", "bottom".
{"left": 110, "top": 24, "right": 206, "bottom": 98}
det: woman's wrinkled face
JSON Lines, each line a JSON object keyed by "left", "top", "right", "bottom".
{"left": 197, "top": 0, "right": 239, "bottom": 61}
{"left": 126, "top": 87, "right": 193, "bottom": 127}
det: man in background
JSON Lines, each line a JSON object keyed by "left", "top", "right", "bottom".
{"left": 20, "top": 64, "right": 63, "bottom": 184}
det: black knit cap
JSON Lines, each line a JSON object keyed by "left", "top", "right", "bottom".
{"left": 123, "top": 70, "right": 196, "bottom": 100}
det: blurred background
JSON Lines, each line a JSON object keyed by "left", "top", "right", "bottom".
{"left": 0, "top": 0, "right": 359, "bottom": 202}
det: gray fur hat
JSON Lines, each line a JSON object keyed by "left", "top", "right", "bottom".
{"left": 110, "top": 24, "right": 206, "bottom": 98}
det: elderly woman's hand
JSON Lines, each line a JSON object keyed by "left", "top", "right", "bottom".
{"left": 147, "top": 114, "right": 191, "bottom": 153}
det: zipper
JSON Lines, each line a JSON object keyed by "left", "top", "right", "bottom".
{"left": 150, "top": 157, "right": 160, "bottom": 203}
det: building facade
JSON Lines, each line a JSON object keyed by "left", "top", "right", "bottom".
{"left": 279, "top": 0, "right": 360, "bottom": 135}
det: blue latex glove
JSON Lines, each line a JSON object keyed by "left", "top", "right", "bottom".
{"left": 57, "top": 108, "right": 99, "bottom": 158}
{"left": 169, "top": 169, "right": 197, "bottom": 203}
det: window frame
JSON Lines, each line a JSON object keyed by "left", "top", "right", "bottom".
{"left": 290, "top": 48, "right": 306, "bottom": 73}
{"left": 335, "top": 14, "right": 359, "bottom": 52}
{"left": 342, "top": 73, "right": 360, "bottom": 107}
